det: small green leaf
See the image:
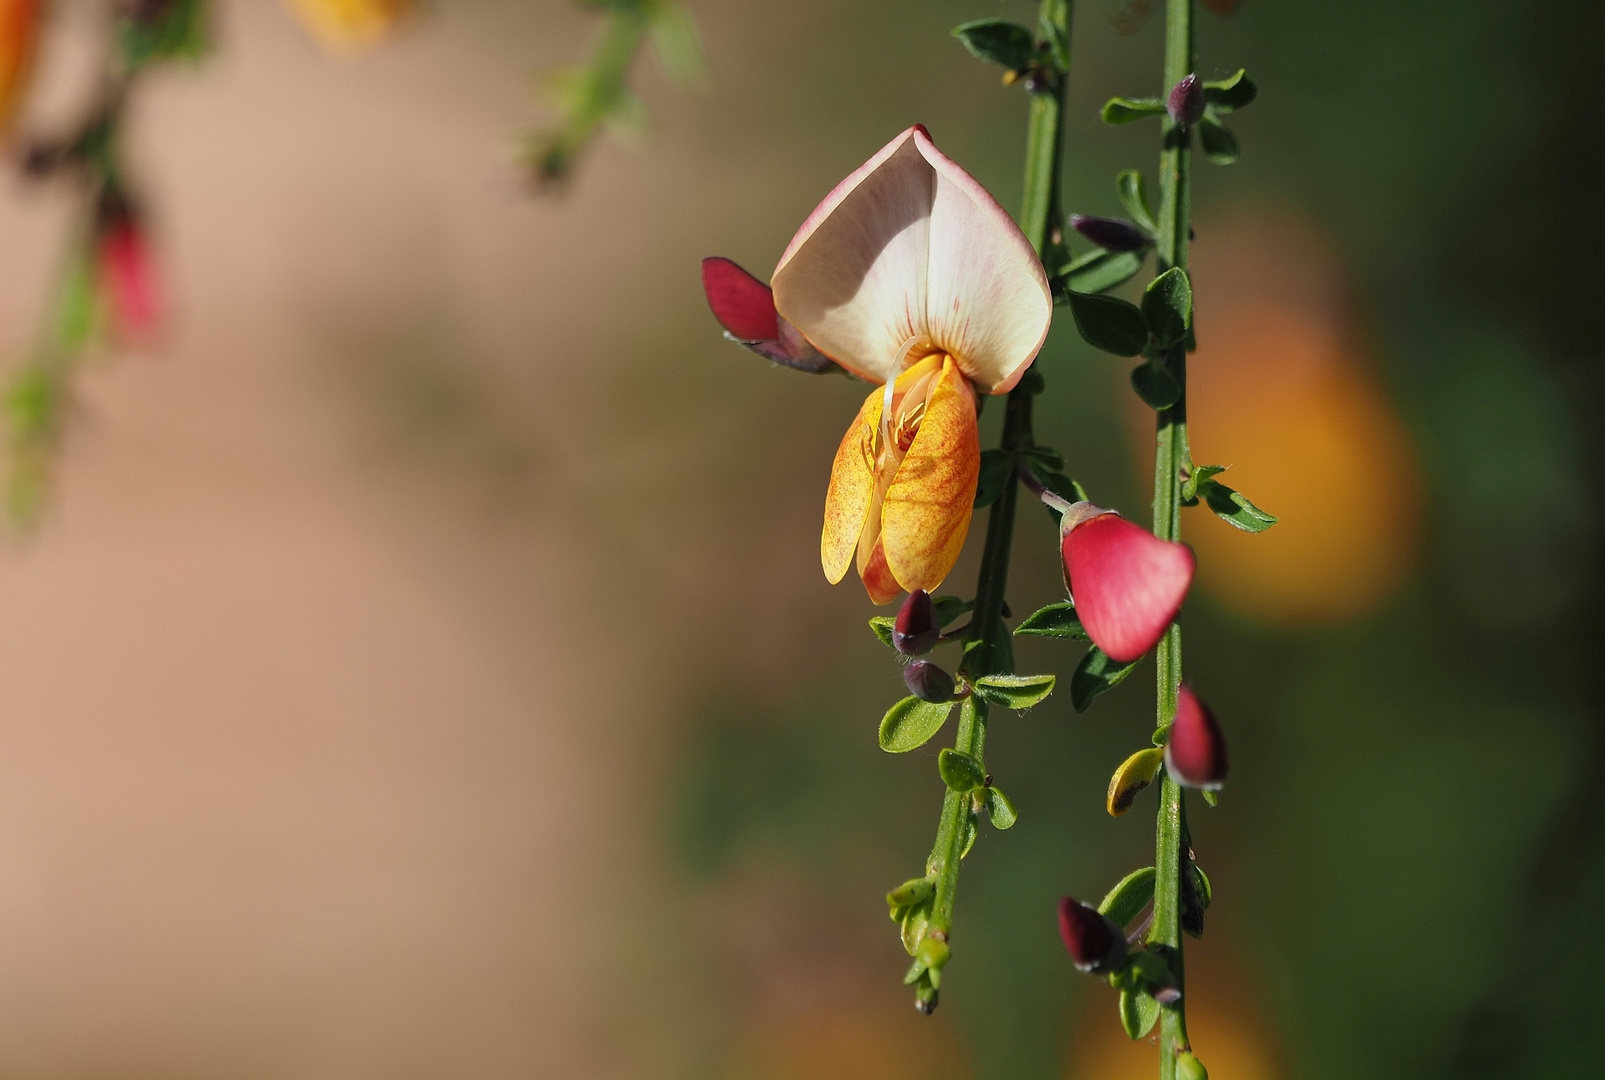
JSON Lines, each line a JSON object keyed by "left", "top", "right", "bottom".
{"left": 1119, "top": 989, "right": 1162, "bottom": 1040}
{"left": 959, "top": 808, "right": 978, "bottom": 858}
{"left": 1131, "top": 359, "right": 1182, "bottom": 410}
{"left": 1067, "top": 292, "right": 1147, "bottom": 357}
{"left": 887, "top": 876, "right": 936, "bottom": 911}
{"left": 1101, "top": 96, "right": 1166, "bottom": 124}
{"left": 1203, "top": 69, "right": 1257, "bottom": 112}
{"left": 1128, "top": 949, "right": 1176, "bottom": 993}
{"left": 1181, "top": 463, "right": 1228, "bottom": 503}
{"left": 1142, "top": 267, "right": 1193, "bottom": 348}
{"left": 1022, "top": 446, "right": 1063, "bottom": 473}
{"left": 931, "top": 595, "right": 973, "bottom": 628}
{"left": 1201, "top": 789, "right": 1219, "bottom": 807}
{"left": 1059, "top": 248, "right": 1146, "bottom": 296}
{"left": 52, "top": 250, "right": 99, "bottom": 354}
{"left": 984, "top": 785, "right": 1018, "bottom": 829}
{"left": 900, "top": 899, "right": 932, "bottom": 955}
{"left": 879, "top": 696, "right": 954, "bottom": 753}
{"left": 869, "top": 616, "right": 896, "bottom": 649}
{"left": 938, "top": 748, "right": 987, "bottom": 792}
{"left": 972, "top": 672, "right": 1057, "bottom": 710}
{"left": 1200, "top": 478, "right": 1278, "bottom": 532}
{"left": 1014, "top": 602, "right": 1087, "bottom": 640}
{"left": 951, "top": 18, "right": 1036, "bottom": 71}
{"left": 1116, "top": 169, "right": 1157, "bottom": 233}
{"left": 1037, "top": 10, "right": 1069, "bottom": 70}
{"left": 1199, "top": 117, "right": 1240, "bottom": 164}
{"left": 1099, "top": 866, "right": 1157, "bottom": 928}
{"left": 974, "top": 447, "right": 1014, "bottom": 509}
{"left": 1071, "top": 648, "right": 1141, "bottom": 712}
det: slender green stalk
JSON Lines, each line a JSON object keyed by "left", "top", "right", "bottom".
{"left": 922, "top": 0, "right": 1073, "bottom": 987}
{"left": 1148, "top": 0, "right": 1194, "bottom": 1075}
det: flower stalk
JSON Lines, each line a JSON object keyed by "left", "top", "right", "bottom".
{"left": 1149, "top": 0, "right": 1195, "bottom": 1074}
{"left": 918, "top": 0, "right": 1073, "bottom": 1010}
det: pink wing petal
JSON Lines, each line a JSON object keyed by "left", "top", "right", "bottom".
{"left": 1165, "top": 684, "right": 1229, "bottom": 789}
{"left": 701, "top": 256, "right": 780, "bottom": 342}
{"left": 912, "top": 128, "right": 1052, "bottom": 394}
{"left": 1063, "top": 511, "right": 1195, "bottom": 663}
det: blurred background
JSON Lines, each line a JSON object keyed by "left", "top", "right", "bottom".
{"left": 0, "top": 0, "right": 1601, "bottom": 1077}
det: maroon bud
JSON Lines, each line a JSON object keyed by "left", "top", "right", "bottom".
{"left": 1167, "top": 74, "right": 1206, "bottom": 126}
{"left": 1057, "top": 897, "right": 1128, "bottom": 974}
{"left": 1069, "top": 214, "right": 1149, "bottom": 253}
{"left": 893, "top": 589, "right": 940, "bottom": 656}
{"left": 1165, "top": 685, "right": 1228, "bottom": 789}
{"left": 904, "top": 660, "right": 956, "bottom": 703}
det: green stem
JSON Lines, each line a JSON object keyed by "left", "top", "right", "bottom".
{"left": 919, "top": 0, "right": 1073, "bottom": 1003}
{"left": 1148, "top": 0, "right": 1194, "bottom": 1074}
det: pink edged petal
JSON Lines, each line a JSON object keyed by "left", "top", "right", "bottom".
{"left": 860, "top": 534, "right": 903, "bottom": 606}
{"left": 702, "top": 256, "right": 779, "bottom": 341}
{"left": 1062, "top": 511, "right": 1195, "bottom": 663}
{"left": 912, "top": 128, "right": 1052, "bottom": 394}
{"left": 771, "top": 127, "right": 934, "bottom": 384}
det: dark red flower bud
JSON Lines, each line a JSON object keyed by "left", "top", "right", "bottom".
{"left": 1165, "top": 685, "right": 1228, "bottom": 789}
{"left": 700, "top": 256, "right": 832, "bottom": 373}
{"left": 893, "top": 588, "right": 940, "bottom": 655}
{"left": 904, "top": 660, "right": 956, "bottom": 703}
{"left": 1167, "top": 74, "right": 1205, "bottom": 126}
{"left": 1057, "top": 896, "right": 1127, "bottom": 974}
{"left": 1069, "top": 214, "right": 1149, "bottom": 253}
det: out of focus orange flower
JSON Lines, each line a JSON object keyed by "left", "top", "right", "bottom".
{"left": 1131, "top": 214, "right": 1421, "bottom": 626}
{"left": 0, "top": 0, "right": 41, "bottom": 136}
{"left": 285, "top": 0, "right": 411, "bottom": 53}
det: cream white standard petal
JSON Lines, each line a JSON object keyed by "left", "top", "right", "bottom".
{"left": 772, "top": 126, "right": 1052, "bottom": 394}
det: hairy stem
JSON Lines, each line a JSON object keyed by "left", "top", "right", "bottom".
{"left": 920, "top": 0, "right": 1073, "bottom": 993}
{"left": 1148, "top": 0, "right": 1194, "bottom": 1074}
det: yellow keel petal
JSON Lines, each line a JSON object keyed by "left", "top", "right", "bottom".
{"left": 821, "top": 387, "right": 881, "bottom": 584}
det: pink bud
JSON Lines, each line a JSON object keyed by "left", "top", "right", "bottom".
{"left": 1057, "top": 896, "right": 1126, "bottom": 974}
{"left": 98, "top": 216, "right": 162, "bottom": 343}
{"left": 1165, "top": 684, "right": 1228, "bottom": 789}
{"left": 1060, "top": 505, "right": 1194, "bottom": 663}
{"left": 700, "top": 256, "right": 831, "bottom": 373}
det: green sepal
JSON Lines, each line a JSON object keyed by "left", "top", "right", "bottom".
{"left": 1014, "top": 602, "right": 1087, "bottom": 640}
{"left": 1131, "top": 359, "right": 1182, "bottom": 410}
{"left": 938, "top": 748, "right": 987, "bottom": 793}
{"left": 1182, "top": 464, "right": 1228, "bottom": 503}
{"left": 1120, "top": 988, "right": 1162, "bottom": 1040}
{"left": 1099, "top": 865, "right": 1157, "bottom": 928}
{"left": 971, "top": 672, "right": 1056, "bottom": 710}
{"left": 959, "top": 807, "right": 978, "bottom": 859}
{"left": 1142, "top": 267, "right": 1193, "bottom": 349}
{"left": 879, "top": 697, "right": 955, "bottom": 753}
{"left": 1199, "top": 478, "right": 1278, "bottom": 532}
{"left": 984, "top": 785, "right": 1018, "bottom": 829}
{"left": 1102, "top": 96, "right": 1166, "bottom": 124}
{"left": 1116, "top": 169, "right": 1157, "bottom": 234}
{"left": 1071, "top": 648, "right": 1141, "bottom": 712}
{"left": 951, "top": 18, "right": 1036, "bottom": 71}
{"left": 1067, "top": 291, "right": 1147, "bottom": 356}
{"left": 974, "top": 448, "right": 1014, "bottom": 509}
{"left": 1055, "top": 248, "right": 1146, "bottom": 298}
{"left": 887, "top": 875, "right": 936, "bottom": 912}
{"left": 869, "top": 616, "right": 896, "bottom": 649}
{"left": 1203, "top": 69, "right": 1257, "bottom": 112}
{"left": 1199, "top": 117, "right": 1240, "bottom": 164}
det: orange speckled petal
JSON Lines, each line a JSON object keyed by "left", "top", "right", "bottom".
{"left": 880, "top": 357, "right": 980, "bottom": 593}
{"left": 821, "top": 386, "right": 882, "bottom": 584}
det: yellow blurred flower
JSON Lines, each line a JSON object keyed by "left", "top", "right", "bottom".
{"left": 0, "top": 0, "right": 41, "bottom": 137}
{"left": 285, "top": 0, "right": 411, "bottom": 54}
